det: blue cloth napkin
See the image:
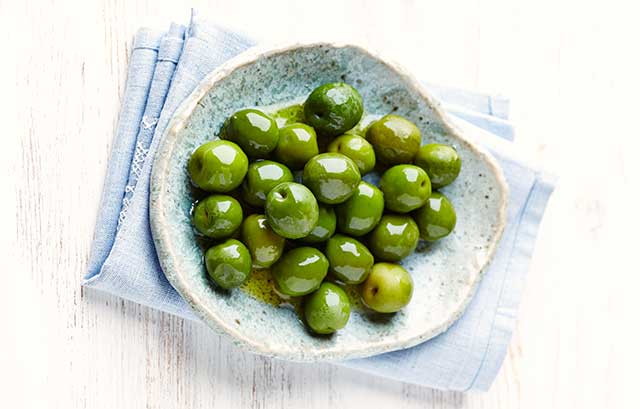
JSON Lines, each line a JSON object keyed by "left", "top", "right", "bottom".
{"left": 85, "top": 12, "right": 554, "bottom": 392}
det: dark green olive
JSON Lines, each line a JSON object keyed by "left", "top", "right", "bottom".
{"left": 413, "top": 192, "right": 457, "bottom": 241}
{"left": 304, "top": 82, "right": 363, "bottom": 137}
{"left": 302, "top": 153, "right": 361, "bottom": 204}
{"left": 361, "top": 263, "right": 413, "bottom": 313}
{"left": 414, "top": 144, "right": 462, "bottom": 188}
{"left": 272, "top": 247, "right": 329, "bottom": 296}
{"left": 379, "top": 165, "right": 431, "bottom": 213}
{"left": 205, "top": 239, "right": 252, "bottom": 289}
{"left": 304, "top": 282, "right": 351, "bottom": 334}
{"left": 327, "top": 134, "right": 376, "bottom": 174}
{"left": 366, "top": 114, "right": 421, "bottom": 166}
{"left": 274, "top": 123, "right": 319, "bottom": 169}
{"left": 325, "top": 234, "right": 374, "bottom": 284}
{"left": 187, "top": 140, "right": 249, "bottom": 192}
{"left": 265, "top": 182, "right": 319, "bottom": 239}
{"left": 241, "top": 214, "right": 286, "bottom": 268}
{"left": 300, "top": 205, "right": 336, "bottom": 243}
{"left": 241, "top": 160, "right": 294, "bottom": 207}
{"left": 368, "top": 215, "right": 420, "bottom": 262}
{"left": 221, "top": 108, "right": 279, "bottom": 158}
{"left": 192, "top": 195, "right": 243, "bottom": 239}
{"left": 335, "top": 181, "right": 384, "bottom": 236}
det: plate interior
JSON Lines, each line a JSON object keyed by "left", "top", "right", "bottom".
{"left": 150, "top": 44, "right": 507, "bottom": 361}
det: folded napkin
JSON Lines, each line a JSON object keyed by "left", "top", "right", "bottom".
{"left": 85, "top": 12, "right": 555, "bottom": 392}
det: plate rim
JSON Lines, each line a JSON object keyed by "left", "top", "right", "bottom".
{"left": 149, "top": 41, "right": 509, "bottom": 362}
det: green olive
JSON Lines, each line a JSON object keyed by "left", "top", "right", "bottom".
{"left": 327, "top": 134, "right": 376, "bottom": 174}
{"left": 187, "top": 140, "right": 249, "bottom": 192}
{"left": 379, "top": 165, "right": 431, "bottom": 213}
{"left": 241, "top": 214, "right": 286, "bottom": 268}
{"left": 241, "top": 160, "right": 294, "bottom": 207}
{"left": 265, "top": 182, "right": 319, "bottom": 239}
{"left": 368, "top": 214, "right": 420, "bottom": 262}
{"left": 300, "top": 205, "right": 336, "bottom": 243}
{"left": 192, "top": 195, "right": 243, "bottom": 239}
{"left": 302, "top": 153, "right": 361, "bottom": 204}
{"left": 272, "top": 247, "right": 329, "bottom": 296}
{"left": 335, "top": 181, "right": 384, "bottom": 236}
{"left": 366, "top": 114, "right": 421, "bottom": 166}
{"left": 413, "top": 192, "right": 457, "bottom": 241}
{"left": 414, "top": 144, "right": 462, "bottom": 188}
{"left": 221, "top": 109, "right": 279, "bottom": 158}
{"left": 274, "top": 123, "right": 319, "bottom": 169}
{"left": 304, "top": 282, "right": 351, "bottom": 334}
{"left": 361, "top": 263, "right": 413, "bottom": 313}
{"left": 304, "top": 82, "right": 363, "bottom": 137}
{"left": 205, "top": 239, "right": 252, "bottom": 289}
{"left": 325, "top": 234, "right": 374, "bottom": 284}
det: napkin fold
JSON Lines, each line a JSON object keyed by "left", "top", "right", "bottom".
{"left": 85, "top": 11, "right": 554, "bottom": 392}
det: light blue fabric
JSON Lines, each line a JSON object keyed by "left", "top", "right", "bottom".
{"left": 85, "top": 12, "right": 554, "bottom": 392}
{"left": 88, "top": 28, "right": 163, "bottom": 279}
{"left": 426, "top": 83, "right": 510, "bottom": 120}
{"left": 119, "top": 23, "right": 186, "bottom": 226}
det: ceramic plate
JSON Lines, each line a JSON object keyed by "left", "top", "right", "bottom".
{"left": 150, "top": 42, "right": 508, "bottom": 362}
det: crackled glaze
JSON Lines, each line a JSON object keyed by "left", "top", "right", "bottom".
{"left": 149, "top": 42, "right": 508, "bottom": 362}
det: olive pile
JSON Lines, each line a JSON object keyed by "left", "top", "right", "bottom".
{"left": 187, "top": 82, "right": 461, "bottom": 335}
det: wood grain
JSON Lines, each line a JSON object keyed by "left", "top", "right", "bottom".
{"left": 3, "top": 0, "right": 640, "bottom": 408}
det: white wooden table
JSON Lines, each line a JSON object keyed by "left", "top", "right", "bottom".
{"left": 3, "top": 0, "right": 640, "bottom": 408}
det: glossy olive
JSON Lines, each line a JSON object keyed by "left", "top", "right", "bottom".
{"left": 325, "top": 234, "right": 374, "bottom": 284}
{"left": 272, "top": 247, "right": 329, "bottom": 296}
{"left": 368, "top": 214, "right": 420, "bottom": 262}
{"left": 414, "top": 144, "right": 462, "bottom": 188}
{"left": 188, "top": 140, "right": 249, "bottom": 192}
{"left": 335, "top": 181, "right": 384, "bottom": 236}
{"left": 221, "top": 108, "right": 279, "bottom": 158}
{"left": 304, "top": 82, "right": 363, "bottom": 137}
{"left": 273, "top": 103, "right": 305, "bottom": 126}
{"left": 265, "top": 182, "right": 319, "bottom": 239}
{"left": 241, "top": 214, "right": 286, "bottom": 268}
{"left": 327, "top": 134, "right": 376, "bottom": 174}
{"left": 192, "top": 195, "right": 243, "bottom": 239}
{"left": 361, "top": 263, "right": 413, "bottom": 313}
{"left": 304, "top": 282, "right": 351, "bottom": 334}
{"left": 274, "top": 123, "right": 319, "bottom": 169}
{"left": 301, "top": 205, "right": 336, "bottom": 243}
{"left": 366, "top": 114, "right": 421, "bottom": 165}
{"left": 241, "top": 160, "right": 294, "bottom": 207}
{"left": 379, "top": 165, "right": 431, "bottom": 213}
{"left": 413, "top": 192, "right": 457, "bottom": 241}
{"left": 205, "top": 239, "right": 252, "bottom": 289}
{"left": 302, "top": 153, "right": 361, "bottom": 204}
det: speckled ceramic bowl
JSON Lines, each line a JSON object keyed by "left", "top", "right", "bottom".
{"left": 150, "top": 42, "right": 508, "bottom": 362}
